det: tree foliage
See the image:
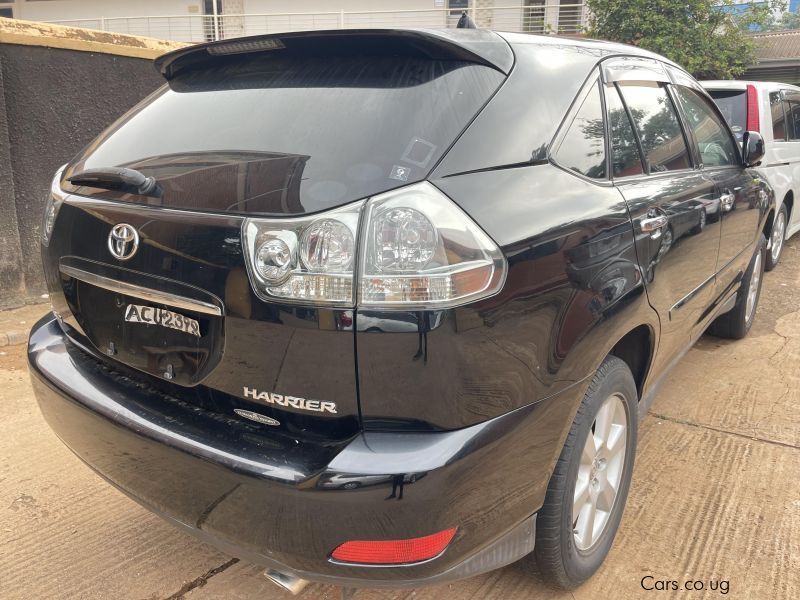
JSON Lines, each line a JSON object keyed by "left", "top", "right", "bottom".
{"left": 763, "top": 9, "right": 800, "bottom": 31}
{"left": 585, "top": 0, "right": 784, "bottom": 79}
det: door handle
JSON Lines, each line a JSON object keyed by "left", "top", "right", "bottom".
{"left": 720, "top": 191, "right": 735, "bottom": 211}
{"left": 640, "top": 215, "right": 668, "bottom": 236}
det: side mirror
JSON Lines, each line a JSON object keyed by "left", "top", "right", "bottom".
{"left": 742, "top": 131, "right": 765, "bottom": 167}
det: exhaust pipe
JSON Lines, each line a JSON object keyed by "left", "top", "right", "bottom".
{"left": 263, "top": 569, "right": 310, "bottom": 595}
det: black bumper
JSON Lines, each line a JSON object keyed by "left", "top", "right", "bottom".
{"left": 26, "top": 315, "right": 578, "bottom": 587}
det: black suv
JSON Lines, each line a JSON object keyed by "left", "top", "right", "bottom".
{"left": 29, "top": 29, "right": 772, "bottom": 591}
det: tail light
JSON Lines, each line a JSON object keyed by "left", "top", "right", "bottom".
{"left": 330, "top": 528, "right": 457, "bottom": 565}
{"left": 242, "top": 183, "right": 507, "bottom": 309}
{"left": 42, "top": 166, "right": 68, "bottom": 247}
{"left": 242, "top": 202, "right": 364, "bottom": 306}
{"left": 746, "top": 84, "right": 760, "bottom": 133}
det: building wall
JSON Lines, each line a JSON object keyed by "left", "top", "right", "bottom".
{"left": 12, "top": 0, "right": 517, "bottom": 22}
{"left": 17, "top": 0, "right": 197, "bottom": 22}
{"left": 0, "top": 20, "right": 178, "bottom": 308}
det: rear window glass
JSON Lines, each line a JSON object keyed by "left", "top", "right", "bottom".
{"left": 770, "top": 91, "right": 786, "bottom": 141}
{"left": 708, "top": 90, "right": 747, "bottom": 141}
{"left": 70, "top": 55, "right": 504, "bottom": 214}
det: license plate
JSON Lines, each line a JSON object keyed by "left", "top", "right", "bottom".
{"left": 124, "top": 304, "right": 200, "bottom": 337}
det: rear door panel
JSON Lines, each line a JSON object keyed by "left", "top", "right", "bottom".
{"left": 50, "top": 199, "right": 361, "bottom": 442}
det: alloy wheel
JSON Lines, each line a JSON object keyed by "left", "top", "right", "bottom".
{"left": 746, "top": 250, "right": 762, "bottom": 324}
{"left": 572, "top": 393, "right": 628, "bottom": 551}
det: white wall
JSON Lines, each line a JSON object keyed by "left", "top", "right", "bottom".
{"left": 16, "top": 0, "right": 457, "bottom": 22}
{"left": 11, "top": 0, "right": 563, "bottom": 41}
{"left": 18, "top": 0, "right": 199, "bottom": 22}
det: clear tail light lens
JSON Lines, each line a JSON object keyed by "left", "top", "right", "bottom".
{"left": 242, "top": 202, "right": 364, "bottom": 306}
{"left": 242, "top": 183, "right": 506, "bottom": 309}
{"left": 359, "top": 183, "right": 506, "bottom": 309}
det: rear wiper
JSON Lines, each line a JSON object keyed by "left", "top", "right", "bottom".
{"left": 68, "top": 167, "right": 161, "bottom": 197}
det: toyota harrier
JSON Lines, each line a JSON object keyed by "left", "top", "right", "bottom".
{"left": 28, "top": 29, "right": 772, "bottom": 592}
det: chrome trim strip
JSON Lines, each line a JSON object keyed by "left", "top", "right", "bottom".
{"left": 59, "top": 265, "right": 222, "bottom": 317}
{"left": 670, "top": 271, "right": 716, "bottom": 315}
{"left": 64, "top": 194, "right": 247, "bottom": 221}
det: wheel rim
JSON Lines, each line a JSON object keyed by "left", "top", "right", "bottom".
{"left": 746, "top": 250, "right": 762, "bottom": 323}
{"left": 572, "top": 393, "right": 628, "bottom": 551}
{"left": 771, "top": 212, "right": 786, "bottom": 263}
{"left": 699, "top": 211, "right": 706, "bottom": 229}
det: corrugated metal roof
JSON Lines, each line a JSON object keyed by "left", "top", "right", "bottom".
{"left": 752, "top": 30, "right": 800, "bottom": 60}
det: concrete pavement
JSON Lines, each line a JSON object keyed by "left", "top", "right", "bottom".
{"left": 2, "top": 240, "right": 799, "bottom": 599}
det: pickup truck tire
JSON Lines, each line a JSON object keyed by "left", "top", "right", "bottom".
{"left": 530, "top": 356, "right": 637, "bottom": 589}
{"left": 709, "top": 233, "right": 766, "bottom": 340}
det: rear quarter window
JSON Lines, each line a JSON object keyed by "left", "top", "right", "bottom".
{"left": 555, "top": 82, "right": 607, "bottom": 179}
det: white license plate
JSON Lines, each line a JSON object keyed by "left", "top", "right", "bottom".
{"left": 124, "top": 304, "right": 200, "bottom": 337}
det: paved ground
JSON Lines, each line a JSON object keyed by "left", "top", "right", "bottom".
{"left": 2, "top": 240, "right": 799, "bottom": 600}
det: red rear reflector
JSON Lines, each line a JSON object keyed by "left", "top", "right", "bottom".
{"left": 330, "top": 528, "right": 457, "bottom": 565}
{"left": 746, "top": 84, "right": 760, "bottom": 133}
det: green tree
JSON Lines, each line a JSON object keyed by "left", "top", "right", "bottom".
{"left": 585, "top": 0, "right": 785, "bottom": 79}
{"left": 764, "top": 9, "right": 800, "bottom": 30}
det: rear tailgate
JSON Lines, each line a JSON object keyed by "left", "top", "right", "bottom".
{"left": 44, "top": 29, "right": 511, "bottom": 444}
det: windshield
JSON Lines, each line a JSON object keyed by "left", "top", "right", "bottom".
{"left": 67, "top": 54, "right": 505, "bottom": 215}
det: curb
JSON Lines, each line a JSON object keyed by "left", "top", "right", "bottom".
{"left": 0, "top": 330, "right": 27, "bottom": 347}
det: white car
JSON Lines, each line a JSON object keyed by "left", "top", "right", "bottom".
{"left": 702, "top": 80, "right": 800, "bottom": 270}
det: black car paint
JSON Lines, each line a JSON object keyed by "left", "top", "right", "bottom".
{"left": 29, "top": 29, "right": 772, "bottom": 587}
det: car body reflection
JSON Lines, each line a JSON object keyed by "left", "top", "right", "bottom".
{"left": 317, "top": 471, "right": 424, "bottom": 492}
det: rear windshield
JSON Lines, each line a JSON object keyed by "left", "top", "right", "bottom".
{"left": 68, "top": 54, "right": 504, "bottom": 215}
{"left": 708, "top": 90, "right": 746, "bottom": 140}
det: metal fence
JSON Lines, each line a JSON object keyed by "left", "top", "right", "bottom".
{"left": 46, "top": 4, "right": 587, "bottom": 43}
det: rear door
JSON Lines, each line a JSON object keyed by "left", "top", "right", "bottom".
{"left": 51, "top": 37, "right": 508, "bottom": 445}
{"left": 670, "top": 79, "right": 763, "bottom": 305}
{"left": 778, "top": 89, "right": 800, "bottom": 234}
{"left": 603, "top": 58, "right": 720, "bottom": 373}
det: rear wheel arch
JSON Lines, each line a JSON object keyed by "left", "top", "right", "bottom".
{"left": 783, "top": 190, "right": 794, "bottom": 223}
{"left": 608, "top": 324, "right": 654, "bottom": 399}
{"left": 762, "top": 208, "right": 776, "bottom": 241}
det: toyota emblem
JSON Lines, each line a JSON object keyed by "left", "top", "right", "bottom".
{"left": 108, "top": 223, "right": 140, "bottom": 261}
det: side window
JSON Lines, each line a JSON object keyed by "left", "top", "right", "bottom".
{"left": 555, "top": 82, "right": 607, "bottom": 179}
{"left": 618, "top": 81, "right": 692, "bottom": 172}
{"left": 605, "top": 84, "right": 644, "bottom": 177}
{"left": 673, "top": 86, "right": 738, "bottom": 168}
{"left": 770, "top": 91, "right": 786, "bottom": 141}
{"left": 785, "top": 92, "right": 800, "bottom": 141}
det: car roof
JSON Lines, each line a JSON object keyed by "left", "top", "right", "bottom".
{"left": 700, "top": 79, "right": 800, "bottom": 92}
{"left": 156, "top": 28, "right": 686, "bottom": 82}
{"left": 497, "top": 31, "right": 683, "bottom": 69}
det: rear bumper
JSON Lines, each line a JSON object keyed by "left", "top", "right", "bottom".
{"left": 27, "top": 315, "right": 568, "bottom": 587}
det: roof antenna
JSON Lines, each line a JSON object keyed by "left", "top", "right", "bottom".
{"left": 457, "top": 10, "right": 477, "bottom": 29}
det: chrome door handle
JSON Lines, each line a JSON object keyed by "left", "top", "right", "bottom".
{"left": 720, "top": 192, "right": 735, "bottom": 211}
{"left": 640, "top": 215, "right": 668, "bottom": 234}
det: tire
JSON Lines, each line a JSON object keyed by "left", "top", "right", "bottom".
{"left": 765, "top": 204, "right": 787, "bottom": 271}
{"left": 708, "top": 233, "right": 766, "bottom": 339}
{"left": 691, "top": 209, "right": 707, "bottom": 235}
{"left": 530, "top": 356, "right": 638, "bottom": 589}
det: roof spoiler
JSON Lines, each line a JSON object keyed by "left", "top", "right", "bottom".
{"left": 154, "top": 28, "right": 514, "bottom": 80}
